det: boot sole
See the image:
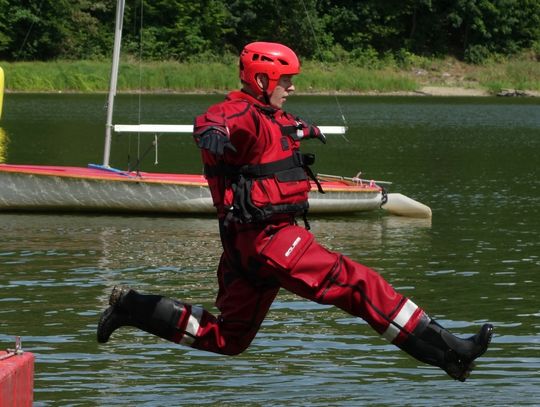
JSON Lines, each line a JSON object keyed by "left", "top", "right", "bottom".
{"left": 96, "top": 306, "right": 114, "bottom": 343}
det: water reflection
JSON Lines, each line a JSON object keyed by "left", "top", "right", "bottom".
{"left": 1, "top": 94, "right": 540, "bottom": 405}
{"left": 1, "top": 209, "right": 539, "bottom": 405}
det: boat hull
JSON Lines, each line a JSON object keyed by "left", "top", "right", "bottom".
{"left": 0, "top": 351, "right": 35, "bottom": 407}
{"left": 0, "top": 164, "right": 383, "bottom": 215}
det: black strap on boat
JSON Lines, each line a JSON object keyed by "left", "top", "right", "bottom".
{"left": 380, "top": 186, "right": 388, "bottom": 208}
{"left": 128, "top": 135, "right": 160, "bottom": 176}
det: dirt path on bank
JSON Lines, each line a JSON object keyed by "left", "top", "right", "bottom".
{"left": 416, "top": 86, "right": 540, "bottom": 97}
{"left": 417, "top": 86, "right": 489, "bottom": 96}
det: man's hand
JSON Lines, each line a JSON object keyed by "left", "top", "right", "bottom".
{"left": 196, "top": 130, "right": 237, "bottom": 155}
{"left": 295, "top": 117, "right": 327, "bottom": 144}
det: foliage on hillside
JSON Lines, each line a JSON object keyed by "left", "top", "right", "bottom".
{"left": 0, "top": 0, "right": 539, "bottom": 65}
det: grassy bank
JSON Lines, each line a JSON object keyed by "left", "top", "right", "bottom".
{"left": 1, "top": 54, "right": 539, "bottom": 95}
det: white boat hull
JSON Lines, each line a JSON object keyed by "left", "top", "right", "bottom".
{"left": 0, "top": 170, "right": 214, "bottom": 213}
{"left": 0, "top": 165, "right": 383, "bottom": 215}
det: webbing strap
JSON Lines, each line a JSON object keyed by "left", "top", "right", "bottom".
{"left": 204, "top": 153, "right": 305, "bottom": 179}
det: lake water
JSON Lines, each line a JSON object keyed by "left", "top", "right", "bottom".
{"left": 1, "top": 94, "right": 539, "bottom": 406}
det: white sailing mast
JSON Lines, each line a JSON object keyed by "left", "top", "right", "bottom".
{"left": 103, "top": 0, "right": 125, "bottom": 168}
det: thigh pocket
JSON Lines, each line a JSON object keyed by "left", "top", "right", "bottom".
{"left": 257, "top": 225, "right": 314, "bottom": 271}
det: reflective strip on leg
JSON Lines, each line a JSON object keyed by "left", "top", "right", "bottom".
{"left": 382, "top": 299, "right": 418, "bottom": 343}
{"left": 180, "top": 305, "right": 204, "bottom": 346}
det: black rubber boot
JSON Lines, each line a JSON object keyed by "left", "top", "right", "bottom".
{"left": 97, "top": 305, "right": 135, "bottom": 343}
{"left": 97, "top": 286, "right": 185, "bottom": 344}
{"left": 400, "top": 318, "right": 493, "bottom": 381}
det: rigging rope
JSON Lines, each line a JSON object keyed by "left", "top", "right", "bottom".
{"left": 16, "top": 0, "right": 46, "bottom": 60}
{"left": 128, "top": 0, "right": 159, "bottom": 173}
{"left": 300, "top": 0, "right": 349, "bottom": 142}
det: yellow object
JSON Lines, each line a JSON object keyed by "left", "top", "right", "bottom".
{"left": 0, "top": 66, "right": 3, "bottom": 119}
{"left": 0, "top": 128, "right": 7, "bottom": 163}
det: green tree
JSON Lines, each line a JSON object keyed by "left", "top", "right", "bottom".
{"left": 127, "top": 0, "right": 234, "bottom": 60}
{"left": 224, "top": 0, "right": 331, "bottom": 58}
{"left": 0, "top": 0, "right": 538, "bottom": 62}
{"left": 0, "top": 0, "right": 69, "bottom": 60}
{"left": 446, "top": 0, "right": 540, "bottom": 61}
{"left": 0, "top": 0, "right": 115, "bottom": 60}
{"left": 318, "top": 0, "right": 436, "bottom": 57}
{"left": 64, "top": 1, "right": 115, "bottom": 60}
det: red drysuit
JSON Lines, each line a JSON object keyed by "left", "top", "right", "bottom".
{"left": 174, "top": 90, "right": 427, "bottom": 355}
{"left": 98, "top": 41, "right": 492, "bottom": 382}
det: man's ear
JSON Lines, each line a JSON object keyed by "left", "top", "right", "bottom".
{"left": 255, "top": 73, "right": 269, "bottom": 91}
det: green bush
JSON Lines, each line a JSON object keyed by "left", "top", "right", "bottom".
{"left": 464, "top": 45, "right": 492, "bottom": 65}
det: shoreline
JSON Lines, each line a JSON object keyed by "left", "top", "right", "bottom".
{"left": 300, "top": 86, "right": 540, "bottom": 97}
{"left": 4, "top": 86, "right": 540, "bottom": 97}
{"left": 416, "top": 86, "right": 539, "bottom": 97}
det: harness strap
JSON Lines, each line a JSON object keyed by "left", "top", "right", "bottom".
{"left": 205, "top": 151, "right": 324, "bottom": 197}
{"left": 204, "top": 156, "right": 295, "bottom": 179}
{"left": 303, "top": 161, "right": 324, "bottom": 194}
{"left": 205, "top": 152, "right": 306, "bottom": 178}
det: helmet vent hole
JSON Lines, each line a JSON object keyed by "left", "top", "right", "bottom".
{"left": 277, "top": 58, "right": 289, "bottom": 65}
{"left": 261, "top": 55, "right": 273, "bottom": 62}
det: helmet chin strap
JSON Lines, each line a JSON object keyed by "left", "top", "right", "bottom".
{"left": 255, "top": 74, "right": 271, "bottom": 105}
{"left": 262, "top": 90, "right": 271, "bottom": 105}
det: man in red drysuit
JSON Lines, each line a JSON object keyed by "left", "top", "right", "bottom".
{"left": 97, "top": 42, "right": 493, "bottom": 381}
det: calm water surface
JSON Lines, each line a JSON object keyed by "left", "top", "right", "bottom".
{"left": 1, "top": 94, "right": 539, "bottom": 406}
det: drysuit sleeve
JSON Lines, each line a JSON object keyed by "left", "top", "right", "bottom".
{"left": 193, "top": 112, "right": 237, "bottom": 156}
{"left": 294, "top": 116, "right": 327, "bottom": 144}
{"left": 279, "top": 112, "right": 327, "bottom": 144}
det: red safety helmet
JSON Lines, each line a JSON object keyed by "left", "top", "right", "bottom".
{"left": 239, "top": 42, "right": 301, "bottom": 97}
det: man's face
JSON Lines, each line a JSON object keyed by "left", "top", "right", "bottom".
{"left": 269, "top": 75, "right": 295, "bottom": 109}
